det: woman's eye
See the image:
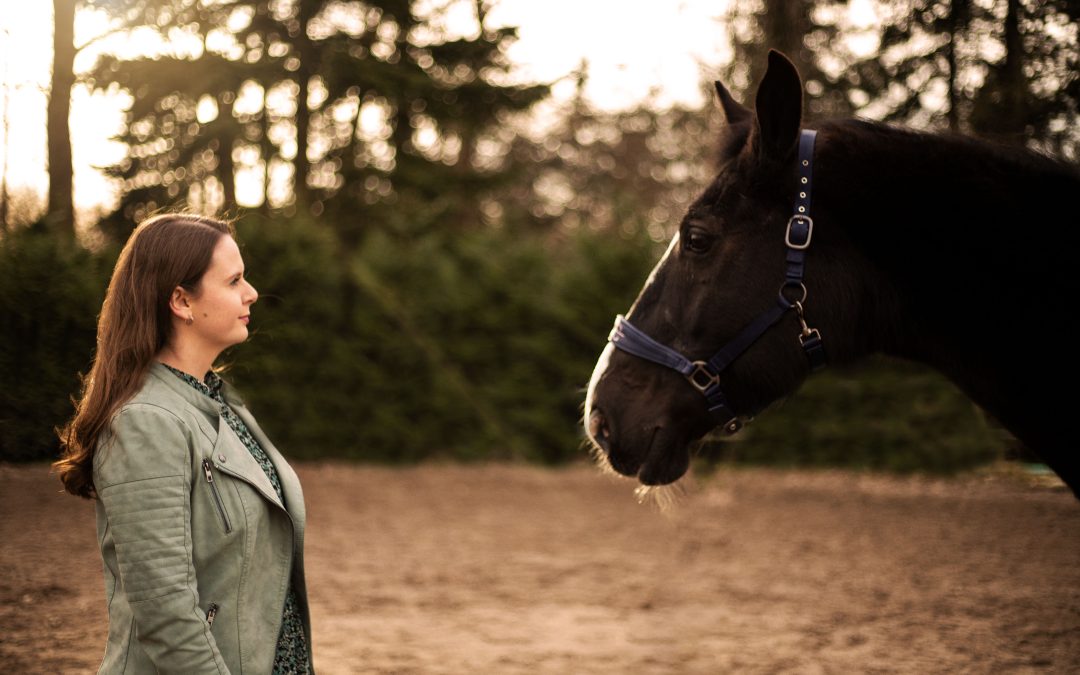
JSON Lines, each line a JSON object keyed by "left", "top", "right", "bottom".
{"left": 684, "top": 227, "right": 714, "bottom": 253}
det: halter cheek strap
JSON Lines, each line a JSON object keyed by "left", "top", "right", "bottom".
{"left": 609, "top": 129, "right": 826, "bottom": 434}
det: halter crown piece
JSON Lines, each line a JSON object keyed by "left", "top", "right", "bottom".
{"left": 609, "top": 129, "right": 827, "bottom": 434}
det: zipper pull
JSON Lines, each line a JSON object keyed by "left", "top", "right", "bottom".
{"left": 202, "top": 458, "right": 215, "bottom": 483}
{"left": 206, "top": 602, "right": 219, "bottom": 626}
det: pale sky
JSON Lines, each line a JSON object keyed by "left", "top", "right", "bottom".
{"left": 0, "top": 1, "right": 877, "bottom": 225}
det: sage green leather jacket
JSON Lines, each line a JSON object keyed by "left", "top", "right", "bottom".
{"left": 93, "top": 363, "right": 312, "bottom": 673}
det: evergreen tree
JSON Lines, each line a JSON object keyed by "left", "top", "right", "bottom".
{"left": 844, "top": 0, "right": 1078, "bottom": 157}
{"left": 719, "top": 0, "right": 853, "bottom": 119}
{"left": 497, "top": 70, "right": 716, "bottom": 241}
{"left": 87, "top": 0, "right": 547, "bottom": 239}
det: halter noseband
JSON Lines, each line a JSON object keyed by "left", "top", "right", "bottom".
{"left": 609, "top": 129, "right": 827, "bottom": 434}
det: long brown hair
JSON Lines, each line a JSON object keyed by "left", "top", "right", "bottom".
{"left": 54, "top": 214, "right": 235, "bottom": 498}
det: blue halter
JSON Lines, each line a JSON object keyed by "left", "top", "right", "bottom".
{"left": 609, "top": 129, "right": 827, "bottom": 434}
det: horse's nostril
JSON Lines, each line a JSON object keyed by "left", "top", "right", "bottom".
{"left": 589, "top": 409, "right": 611, "bottom": 448}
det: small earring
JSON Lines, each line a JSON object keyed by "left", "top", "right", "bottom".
{"left": 185, "top": 315, "right": 194, "bottom": 326}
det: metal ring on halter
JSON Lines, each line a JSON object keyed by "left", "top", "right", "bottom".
{"left": 686, "top": 361, "right": 719, "bottom": 393}
{"left": 779, "top": 281, "right": 807, "bottom": 306}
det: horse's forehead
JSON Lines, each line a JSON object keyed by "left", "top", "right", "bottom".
{"left": 691, "top": 166, "right": 741, "bottom": 216}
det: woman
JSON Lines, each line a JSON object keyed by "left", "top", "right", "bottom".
{"left": 54, "top": 214, "right": 313, "bottom": 674}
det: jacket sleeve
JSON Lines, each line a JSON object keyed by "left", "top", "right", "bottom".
{"left": 95, "top": 403, "right": 231, "bottom": 675}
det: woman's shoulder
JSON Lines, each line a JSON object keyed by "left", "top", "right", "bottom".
{"left": 94, "top": 401, "right": 198, "bottom": 489}
{"left": 93, "top": 367, "right": 220, "bottom": 485}
{"left": 122, "top": 374, "right": 204, "bottom": 429}
{"left": 125, "top": 367, "right": 188, "bottom": 409}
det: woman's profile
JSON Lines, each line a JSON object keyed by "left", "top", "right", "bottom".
{"left": 54, "top": 214, "right": 313, "bottom": 673}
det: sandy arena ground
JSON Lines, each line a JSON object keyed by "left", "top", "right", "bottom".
{"left": 2, "top": 461, "right": 1079, "bottom": 673}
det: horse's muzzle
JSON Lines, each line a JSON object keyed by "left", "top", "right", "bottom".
{"left": 588, "top": 407, "right": 637, "bottom": 476}
{"left": 588, "top": 407, "right": 690, "bottom": 484}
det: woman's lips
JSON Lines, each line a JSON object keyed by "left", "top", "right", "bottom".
{"left": 240, "top": 315, "right": 250, "bottom": 324}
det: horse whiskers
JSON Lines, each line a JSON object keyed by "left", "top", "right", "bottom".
{"left": 634, "top": 480, "right": 690, "bottom": 512}
{"left": 583, "top": 436, "right": 693, "bottom": 510}
{"left": 583, "top": 438, "right": 621, "bottom": 478}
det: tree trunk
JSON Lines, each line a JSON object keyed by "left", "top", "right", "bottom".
{"left": 47, "top": 0, "right": 76, "bottom": 237}
{"left": 998, "top": 0, "right": 1026, "bottom": 142}
{"left": 759, "top": 0, "right": 811, "bottom": 117}
{"left": 945, "top": 0, "right": 965, "bottom": 132}
{"left": 762, "top": 0, "right": 806, "bottom": 67}
{"left": 218, "top": 101, "right": 235, "bottom": 210}
{"left": 1, "top": 41, "right": 10, "bottom": 233}
{"left": 969, "top": 0, "right": 1028, "bottom": 144}
{"left": 292, "top": 0, "right": 316, "bottom": 208}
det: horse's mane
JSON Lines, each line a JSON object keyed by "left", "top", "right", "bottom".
{"left": 715, "top": 115, "right": 1078, "bottom": 183}
{"left": 819, "top": 117, "right": 1079, "bottom": 183}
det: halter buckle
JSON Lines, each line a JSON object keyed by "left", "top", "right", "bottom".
{"left": 800, "top": 328, "right": 822, "bottom": 345}
{"left": 687, "top": 361, "right": 719, "bottom": 393}
{"left": 786, "top": 215, "right": 813, "bottom": 250}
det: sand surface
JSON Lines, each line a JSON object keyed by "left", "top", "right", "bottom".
{"left": 2, "top": 461, "right": 1079, "bottom": 673}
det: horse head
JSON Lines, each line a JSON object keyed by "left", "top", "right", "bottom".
{"left": 584, "top": 50, "right": 863, "bottom": 486}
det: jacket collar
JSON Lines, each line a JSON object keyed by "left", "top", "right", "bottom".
{"left": 147, "top": 362, "right": 223, "bottom": 416}
{"left": 147, "top": 362, "right": 248, "bottom": 415}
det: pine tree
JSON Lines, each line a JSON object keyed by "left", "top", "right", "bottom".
{"left": 87, "top": 0, "right": 548, "bottom": 239}
{"left": 719, "top": 0, "right": 853, "bottom": 119}
{"left": 844, "top": 0, "right": 1078, "bottom": 157}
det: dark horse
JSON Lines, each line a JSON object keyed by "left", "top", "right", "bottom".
{"left": 584, "top": 50, "right": 1080, "bottom": 498}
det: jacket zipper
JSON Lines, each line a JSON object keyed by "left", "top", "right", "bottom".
{"left": 201, "top": 459, "right": 233, "bottom": 534}
{"left": 206, "top": 602, "right": 219, "bottom": 627}
{"left": 212, "top": 459, "right": 303, "bottom": 657}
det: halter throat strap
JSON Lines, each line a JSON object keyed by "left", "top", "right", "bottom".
{"left": 609, "top": 129, "right": 826, "bottom": 433}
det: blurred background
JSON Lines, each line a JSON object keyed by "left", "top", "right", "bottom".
{"left": 1, "top": 0, "right": 1077, "bottom": 472}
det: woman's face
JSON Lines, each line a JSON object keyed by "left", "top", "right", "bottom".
{"left": 188, "top": 236, "right": 258, "bottom": 351}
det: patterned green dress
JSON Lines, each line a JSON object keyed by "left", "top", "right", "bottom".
{"left": 164, "top": 364, "right": 311, "bottom": 675}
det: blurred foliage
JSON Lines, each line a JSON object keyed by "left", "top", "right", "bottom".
{"left": 0, "top": 225, "right": 113, "bottom": 460}
{"left": 499, "top": 74, "right": 717, "bottom": 238}
{"left": 85, "top": 0, "right": 547, "bottom": 239}
{"left": 843, "top": 0, "right": 1079, "bottom": 156}
{"left": 720, "top": 0, "right": 854, "bottom": 119}
{"left": 720, "top": 0, "right": 1079, "bottom": 159}
{"left": 699, "top": 357, "right": 1008, "bottom": 475}
{"left": 224, "top": 213, "right": 657, "bottom": 462}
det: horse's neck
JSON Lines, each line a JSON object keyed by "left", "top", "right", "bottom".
{"left": 818, "top": 123, "right": 1077, "bottom": 326}
{"left": 814, "top": 124, "right": 1078, "bottom": 433}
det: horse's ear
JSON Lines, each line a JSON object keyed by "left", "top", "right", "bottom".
{"left": 752, "top": 50, "right": 803, "bottom": 161}
{"left": 714, "top": 81, "right": 750, "bottom": 126}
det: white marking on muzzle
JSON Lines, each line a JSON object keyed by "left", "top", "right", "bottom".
{"left": 584, "top": 232, "right": 681, "bottom": 456}
{"left": 583, "top": 342, "right": 615, "bottom": 428}
{"left": 584, "top": 232, "right": 681, "bottom": 428}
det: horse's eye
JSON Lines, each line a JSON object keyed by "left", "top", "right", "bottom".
{"left": 683, "top": 227, "right": 714, "bottom": 254}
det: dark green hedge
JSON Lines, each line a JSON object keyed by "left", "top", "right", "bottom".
{"left": 697, "top": 357, "right": 1006, "bottom": 474}
{"left": 225, "top": 214, "right": 656, "bottom": 464}
{"left": 0, "top": 226, "right": 113, "bottom": 460}
{"left": 1, "top": 216, "right": 1004, "bottom": 474}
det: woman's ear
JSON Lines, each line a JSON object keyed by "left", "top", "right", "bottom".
{"left": 168, "top": 286, "right": 193, "bottom": 324}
